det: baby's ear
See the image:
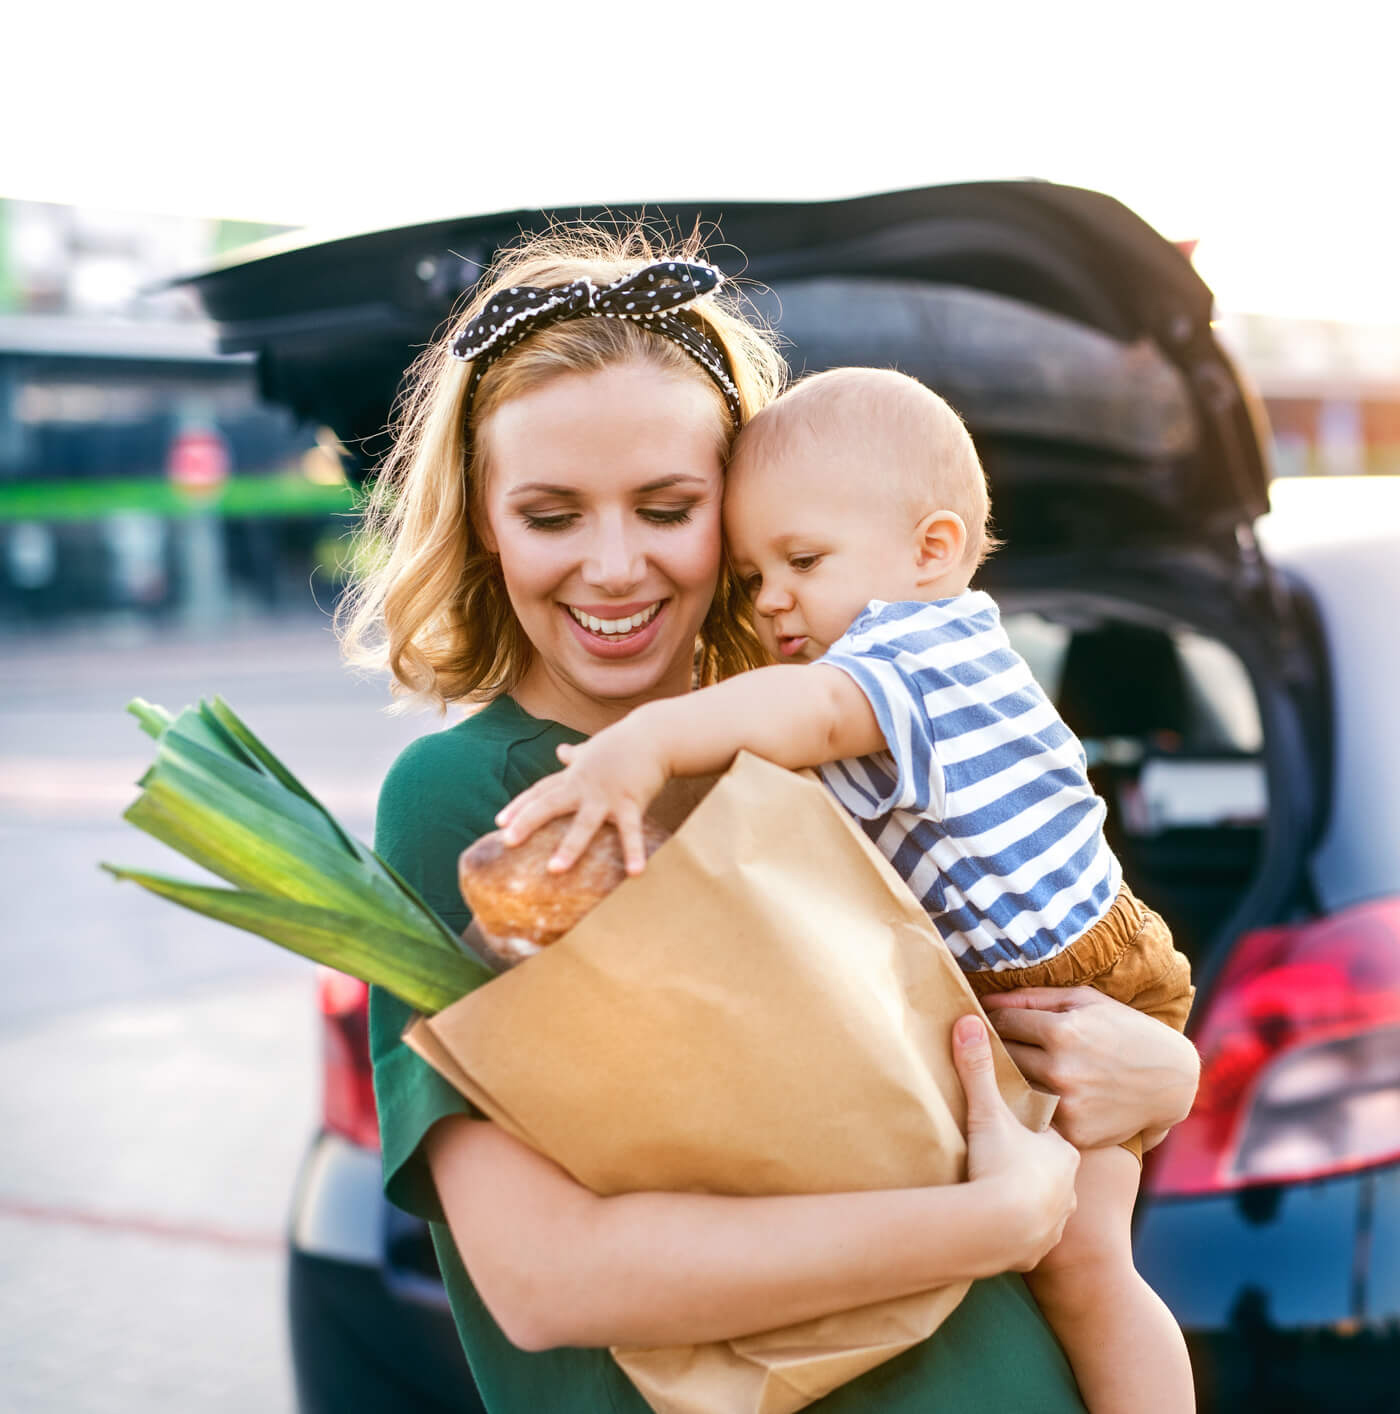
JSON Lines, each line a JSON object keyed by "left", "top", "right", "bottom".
{"left": 914, "top": 509, "right": 967, "bottom": 576}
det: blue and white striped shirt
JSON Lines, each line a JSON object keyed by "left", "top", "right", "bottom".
{"left": 818, "top": 593, "right": 1120, "bottom": 973}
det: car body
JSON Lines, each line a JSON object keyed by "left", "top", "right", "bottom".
{"left": 180, "top": 183, "right": 1400, "bottom": 1413}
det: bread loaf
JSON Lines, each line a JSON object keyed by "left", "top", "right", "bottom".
{"left": 458, "top": 815, "right": 669, "bottom": 960}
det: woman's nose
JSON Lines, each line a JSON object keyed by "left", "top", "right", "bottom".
{"left": 582, "top": 517, "right": 646, "bottom": 593}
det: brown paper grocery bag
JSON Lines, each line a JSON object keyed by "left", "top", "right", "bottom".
{"left": 405, "top": 752, "right": 1055, "bottom": 1414}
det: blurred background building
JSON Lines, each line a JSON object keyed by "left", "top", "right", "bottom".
{"left": 1, "top": 196, "right": 1397, "bottom": 632}
{"left": 0, "top": 198, "right": 353, "bottom": 629}
{"left": 1214, "top": 310, "right": 1400, "bottom": 479}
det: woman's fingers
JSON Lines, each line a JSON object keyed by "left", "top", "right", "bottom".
{"left": 980, "top": 986, "right": 1096, "bottom": 1014}
{"left": 983, "top": 1005, "right": 1060, "bottom": 1048}
{"left": 999, "top": 1038, "right": 1054, "bottom": 1087}
{"left": 956, "top": 1013, "right": 1081, "bottom": 1263}
{"left": 952, "top": 1015, "right": 1007, "bottom": 1125}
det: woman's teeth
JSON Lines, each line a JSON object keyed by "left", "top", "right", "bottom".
{"left": 566, "top": 603, "right": 661, "bottom": 635}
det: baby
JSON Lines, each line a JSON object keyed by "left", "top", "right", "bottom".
{"left": 497, "top": 366, "right": 1195, "bottom": 1414}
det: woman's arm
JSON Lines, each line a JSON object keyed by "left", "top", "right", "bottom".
{"left": 498, "top": 664, "right": 883, "bottom": 872}
{"left": 981, "top": 988, "right": 1200, "bottom": 1150}
{"left": 426, "top": 1015, "right": 1080, "bottom": 1351}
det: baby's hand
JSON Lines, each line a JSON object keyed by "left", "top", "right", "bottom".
{"left": 494, "top": 725, "right": 669, "bottom": 875}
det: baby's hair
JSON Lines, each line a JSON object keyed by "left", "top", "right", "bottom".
{"left": 336, "top": 221, "right": 787, "bottom": 711}
{"left": 731, "top": 367, "right": 999, "bottom": 571}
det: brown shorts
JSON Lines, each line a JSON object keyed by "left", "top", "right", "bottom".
{"left": 965, "top": 883, "right": 1194, "bottom": 1161}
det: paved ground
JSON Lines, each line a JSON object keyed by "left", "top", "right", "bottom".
{"left": 0, "top": 613, "right": 441, "bottom": 1413}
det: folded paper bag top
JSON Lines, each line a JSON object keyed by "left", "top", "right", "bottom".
{"left": 404, "top": 752, "right": 1055, "bottom": 1414}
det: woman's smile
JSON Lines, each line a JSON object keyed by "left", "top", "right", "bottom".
{"left": 561, "top": 598, "right": 669, "bottom": 656}
{"left": 564, "top": 598, "right": 665, "bottom": 635}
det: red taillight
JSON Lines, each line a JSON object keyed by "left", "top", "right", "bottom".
{"left": 1147, "top": 897, "right": 1400, "bottom": 1197}
{"left": 318, "top": 969, "right": 380, "bottom": 1150}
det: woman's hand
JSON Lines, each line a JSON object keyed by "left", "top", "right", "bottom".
{"left": 981, "top": 988, "right": 1200, "bottom": 1150}
{"left": 952, "top": 1014, "right": 1080, "bottom": 1271}
{"left": 495, "top": 724, "right": 669, "bottom": 874}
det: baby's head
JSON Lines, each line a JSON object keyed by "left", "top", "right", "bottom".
{"left": 724, "top": 367, "right": 994, "bottom": 662}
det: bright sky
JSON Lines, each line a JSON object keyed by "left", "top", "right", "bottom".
{"left": 6, "top": 0, "right": 1396, "bottom": 320}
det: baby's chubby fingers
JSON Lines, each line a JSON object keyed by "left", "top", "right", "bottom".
{"left": 495, "top": 779, "right": 552, "bottom": 830}
{"left": 615, "top": 800, "right": 648, "bottom": 876}
{"left": 547, "top": 804, "right": 609, "bottom": 874}
{"left": 496, "top": 787, "right": 576, "bottom": 845}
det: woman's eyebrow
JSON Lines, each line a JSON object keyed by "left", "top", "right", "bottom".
{"left": 504, "top": 482, "right": 578, "bottom": 499}
{"left": 637, "top": 474, "right": 709, "bottom": 493}
{"left": 504, "top": 475, "right": 709, "bottom": 499}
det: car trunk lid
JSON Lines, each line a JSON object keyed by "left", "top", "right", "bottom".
{"left": 177, "top": 181, "right": 1270, "bottom": 545}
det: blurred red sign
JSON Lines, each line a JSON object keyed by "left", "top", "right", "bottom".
{"left": 167, "top": 428, "right": 230, "bottom": 495}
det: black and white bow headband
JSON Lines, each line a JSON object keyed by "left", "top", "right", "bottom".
{"left": 449, "top": 260, "right": 742, "bottom": 428}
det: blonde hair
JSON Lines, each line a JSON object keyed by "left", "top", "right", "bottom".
{"left": 731, "top": 367, "right": 1000, "bottom": 570}
{"left": 336, "top": 223, "right": 787, "bottom": 711}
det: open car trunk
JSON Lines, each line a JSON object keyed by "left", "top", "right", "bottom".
{"left": 178, "top": 181, "right": 1271, "bottom": 539}
{"left": 177, "top": 180, "right": 1325, "bottom": 976}
{"left": 980, "top": 575, "right": 1321, "bottom": 972}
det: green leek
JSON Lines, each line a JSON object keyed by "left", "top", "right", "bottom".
{"left": 103, "top": 697, "right": 494, "bottom": 1014}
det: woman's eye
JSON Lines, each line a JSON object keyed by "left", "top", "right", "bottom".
{"left": 639, "top": 506, "right": 694, "bottom": 526}
{"left": 521, "top": 512, "right": 578, "bottom": 532}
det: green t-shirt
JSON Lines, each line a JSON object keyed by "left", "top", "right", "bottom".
{"left": 370, "top": 694, "right": 1086, "bottom": 1413}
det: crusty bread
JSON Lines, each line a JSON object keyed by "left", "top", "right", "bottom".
{"left": 458, "top": 815, "right": 670, "bottom": 955}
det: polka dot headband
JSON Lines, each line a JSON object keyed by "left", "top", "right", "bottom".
{"left": 449, "top": 259, "right": 743, "bottom": 429}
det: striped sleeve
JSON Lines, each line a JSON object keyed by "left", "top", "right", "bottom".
{"left": 819, "top": 604, "right": 947, "bottom": 821}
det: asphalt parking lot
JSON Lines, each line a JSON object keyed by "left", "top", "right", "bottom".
{"left": 0, "top": 615, "right": 438, "bottom": 1412}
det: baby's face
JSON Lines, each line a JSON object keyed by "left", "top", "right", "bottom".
{"left": 724, "top": 440, "right": 923, "bottom": 662}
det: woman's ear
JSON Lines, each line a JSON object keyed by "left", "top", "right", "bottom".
{"left": 913, "top": 509, "right": 967, "bottom": 583}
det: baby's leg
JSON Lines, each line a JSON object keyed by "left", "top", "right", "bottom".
{"left": 1025, "top": 1144, "right": 1194, "bottom": 1414}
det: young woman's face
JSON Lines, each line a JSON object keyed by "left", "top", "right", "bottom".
{"left": 478, "top": 360, "right": 726, "bottom": 732}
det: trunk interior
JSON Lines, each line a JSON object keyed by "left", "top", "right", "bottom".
{"left": 977, "top": 575, "right": 1319, "bottom": 976}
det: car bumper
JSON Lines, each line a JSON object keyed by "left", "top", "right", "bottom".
{"left": 288, "top": 1132, "right": 483, "bottom": 1414}
{"left": 1136, "top": 1164, "right": 1400, "bottom": 1413}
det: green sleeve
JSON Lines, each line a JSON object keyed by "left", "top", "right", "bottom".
{"left": 369, "top": 730, "right": 512, "bottom": 1223}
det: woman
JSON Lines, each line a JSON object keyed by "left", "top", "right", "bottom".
{"left": 338, "top": 228, "right": 1200, "bottom": 1412}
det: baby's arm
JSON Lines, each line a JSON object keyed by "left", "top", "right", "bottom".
{"left": 496, "top": 664, "right": 884, "bottom": 872}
